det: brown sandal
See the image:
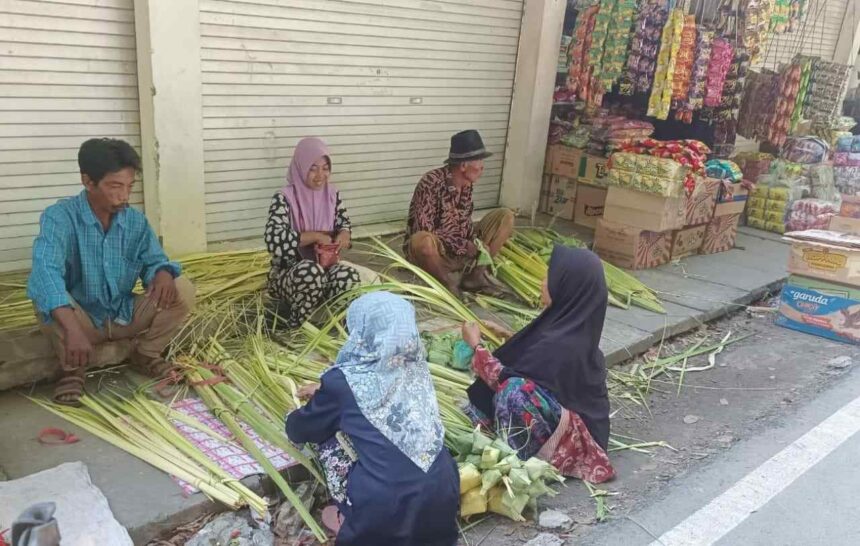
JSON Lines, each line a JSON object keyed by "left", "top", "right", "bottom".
{"left": 52, "top": 375, "right": 85, "bottom": 407}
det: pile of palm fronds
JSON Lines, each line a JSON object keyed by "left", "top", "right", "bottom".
{"left": 496, "top": 229, "right": 665, "bottom": 314}
{"left": 29, "top": 234, "right": 738, "bottom": 534}
{"left": 0, "top": 250, "right": 270, "bottom": 334}
{"left": 39, "top": 330, "right": 332, "bottom": 541}
{"left": 34, "top": 392, "right": 270, "bottom": 518}
{"left": 0, "top": 271, "right": 32, "bottom": 332}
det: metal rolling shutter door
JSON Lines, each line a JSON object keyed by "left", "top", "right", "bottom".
{"left": 0, "top": 0, "right": 144, "bottom": 272}
{"left": 760, "top": 0, "right": 849, "bottom": 69}
{"left": 200, "top": 0, "right": 524, "bottom": 244}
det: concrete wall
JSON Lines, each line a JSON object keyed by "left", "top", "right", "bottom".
{"left": 500, "top": 0, "right": 567, "bottom": 215}
{"left": 134, "top": 0, "right": 208, "bottom": 256}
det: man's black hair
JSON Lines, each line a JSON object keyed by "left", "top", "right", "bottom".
{"left": 77, "top": 138, "right": 141, "bottom": 183}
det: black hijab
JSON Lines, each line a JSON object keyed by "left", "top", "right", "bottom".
{"left": 467, "top": 246, "right": 611, "bottom": 449}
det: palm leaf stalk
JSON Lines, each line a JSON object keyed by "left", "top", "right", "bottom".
{"left": 495, "top": 229, "right": 664, "bottom": 314}
{"left": 32, "top": 394, "right": 268, "bottom": 516}
{"left": 182, "top": 362, "right": 327, "bottom": 542}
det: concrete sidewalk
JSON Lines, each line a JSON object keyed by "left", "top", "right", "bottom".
{"left": 0, "top": 224, "right": 791, "bottom": 544}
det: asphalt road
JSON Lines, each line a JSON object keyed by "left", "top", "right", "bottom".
{"left": 580, "top": 355, "right": 860, "bottom": 546}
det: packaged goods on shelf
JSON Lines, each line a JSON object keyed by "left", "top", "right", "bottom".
{"left": 785, "top": 199, "right": 837, "bottom": 232}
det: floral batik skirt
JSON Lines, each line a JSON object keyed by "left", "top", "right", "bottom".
{"left": 311, "top": 433, "right": 357, "bottom": 504}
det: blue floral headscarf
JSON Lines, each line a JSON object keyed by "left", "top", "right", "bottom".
{"left": 333, "top": 292, "right": 445, "bottom": 472}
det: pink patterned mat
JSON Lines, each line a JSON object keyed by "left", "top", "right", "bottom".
{"left": 169, "top": 397, "right": 296, "bottom": 495}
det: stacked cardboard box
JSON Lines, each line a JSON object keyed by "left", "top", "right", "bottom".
{"left": 593, "top": 159, "right": 689, "bottom": 269}
{"left": 673, "top": 175, "right": 721, "bottom": 259}
{"left": 540, "top": 145, "right": 609, "bottom": 226}
{"left": 699, "top": 182, "right": 747, "bottom": 255}
{"left": 592, "top": 155, "right": 750, "bottom": 268}
{"left": 779, "top": 230, "right": 860, "bottom": 344}
{"left": 543, "top": 175, "right": 577, "bottom": 220}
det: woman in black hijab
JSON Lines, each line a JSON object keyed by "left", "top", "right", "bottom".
{"left": 462, "top": 246, "right": 615, "bottom": 483}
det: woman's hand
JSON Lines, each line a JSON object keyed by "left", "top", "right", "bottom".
{"left": 335, "top": 230, "right": 351, "bottom": 252}
{"left": 297, "top": 383, "right": 320, "bottom": 400}
{"left": 461, "top": 322, "right": 482, "bottom": 349}
{"left": 300, "top": 232, "right": 332, "bottom": 247}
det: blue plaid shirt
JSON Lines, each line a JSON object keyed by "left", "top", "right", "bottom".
{"left": 27, "top": 190, "right": 181, "bottom": 328}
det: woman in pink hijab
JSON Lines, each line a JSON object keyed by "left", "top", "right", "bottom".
{"left": 264, "top": 137, "right": 360, "bottom": 328}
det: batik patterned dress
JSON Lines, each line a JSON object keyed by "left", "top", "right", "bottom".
{"left": 264, "top": 191, "right": 360, "bottom": 328}
{"left": 469, "top": 347, "right": 615, "bottom": 484}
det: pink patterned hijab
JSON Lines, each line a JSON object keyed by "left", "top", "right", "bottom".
{"left": 281, "top": 137, "right": 338, "bottom": 233}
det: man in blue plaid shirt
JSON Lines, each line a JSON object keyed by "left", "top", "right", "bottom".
{"left": 27, "top": 138, "right": 196, "bottom": 406}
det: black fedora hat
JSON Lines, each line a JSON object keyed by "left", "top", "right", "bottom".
{"left": 445, "top": 130, "right": 493, "bottom": 164}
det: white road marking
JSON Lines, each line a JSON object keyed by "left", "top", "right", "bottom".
{"left": 649, "top": 394, "right": 860, "bottom": 546}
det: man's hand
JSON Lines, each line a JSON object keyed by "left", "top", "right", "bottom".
{"left": 147, "top": 269, "right": 177, "bottom": 310}
{"left": 335, "top": 230, "right": 351, "bottom": 252}
{"left": 461, "top": 321, "right": 482, "bottom": 349}
{"left": 297, "top": 383, "right": 320, "bottom": 400}
{"left": 52, "top": 307, "right": 93, "bottom": 370}
{"left": 64, "top": 325, "right": 93, "bottom": 370}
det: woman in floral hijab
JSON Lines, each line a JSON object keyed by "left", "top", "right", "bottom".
{"left": 286, "top": 292, "right": 459, "bottom": 545}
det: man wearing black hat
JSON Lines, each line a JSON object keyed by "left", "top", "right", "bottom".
{"left": 404, "top": 130, "right": 515, "bottom": 294}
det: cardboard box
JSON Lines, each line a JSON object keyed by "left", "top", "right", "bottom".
{"left": 776, "top": 284, "right": 860, "bottom": 345}
{"left": 685, "top": 176, "right": 720, "bottom": 226}
{"left": 700, "top": 213, "right": 741, "bottom": 254}
{"left": 550, "top": 145, "right": 585, "bottom": 179}
{"left": 544, "top": 176, "right": 577, "bottom": 220}
{"left": 714, "top": 182, "right": 749, "bottom": 216}
{"left": 788, "top": 275, "right": 860, "bottom": 300}
{"left": 785, "top": 230, "right": 860, "bottom": 286}
{"left": 574, "top": 184, "right": 607, "bottom": 229}
{"left": 603, "top": 187, "right": 686, "bottom": 232}
{"left": 829, "top": 216, "right": 860, "bottom": 235}
{"left": 593, "top": 219, "right": 672, "bottom": 270}
{"left": 580, "top": 154, "right": 610, "bottom": 185}
{"left": 840, "top": 195, "right": 860, "bottom": 219}
{"left": 717, "top": 182, "right": 749, "bottom": 203}
{"left": 671, "top": 225, "right": 707, "bottom": 259}
{"left": 714, "top": 199, "right": 747, "bottom": 217}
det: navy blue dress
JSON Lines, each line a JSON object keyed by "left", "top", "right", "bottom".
{"left": 286, "top": 368, "right": 460, "bottom": 546}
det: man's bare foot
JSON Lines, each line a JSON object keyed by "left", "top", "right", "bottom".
{"left": 460, "top": 266, "right": 492, "bottom": 294}
{"left": 445, "top": 279, "right": 463, "bottom": 299}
